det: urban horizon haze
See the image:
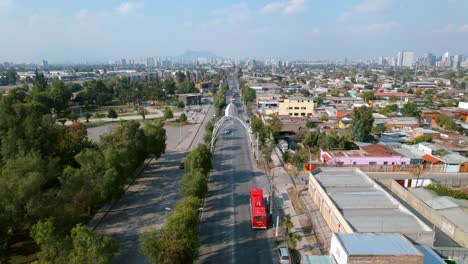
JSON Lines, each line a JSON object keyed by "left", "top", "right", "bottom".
{"left": 0, "top": 0, "right": 468, "bottom": 63}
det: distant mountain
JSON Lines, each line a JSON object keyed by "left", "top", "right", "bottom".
{"left": 179, "top": 50, "right": 218, "bottom": 59}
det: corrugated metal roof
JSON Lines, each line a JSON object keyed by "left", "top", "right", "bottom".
{"left": 336, "top": 233, "right": 420, "bottom": 255}
{"left": 302, "top": 255, "right": 336, "bottom": 264}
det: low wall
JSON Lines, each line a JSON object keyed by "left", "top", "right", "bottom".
{"left": 308, "top": 174, "right": 354, "bottom": 233}
{"left": 389, "top": 180, "right": 468, "bottom": 247}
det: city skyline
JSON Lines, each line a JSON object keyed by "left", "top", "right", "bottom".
{"left": 0, "top": 0, "right": 467, "bottom": 62}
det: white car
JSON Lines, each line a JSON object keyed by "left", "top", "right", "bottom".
{"left": 278, "top": 247, "right": 291, "bottom": 264}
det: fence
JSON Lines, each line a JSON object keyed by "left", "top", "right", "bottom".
{"left": 284, "top": 162, "right": 447, "bottom": 173}
{"left": 434, "top": 247, "right": 468, "bottom": 260}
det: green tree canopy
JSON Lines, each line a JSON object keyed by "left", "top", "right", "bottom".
{"left": 185, "top": 144, "right": 212, "bottom": 175}
{"left": 143, "top": 119, "right": 167, "bottom": 159}
{"left": 350, "top": 106, "right": 374, "bottom": 142}
{"left": 401, "top": 102, "right": 420, "bottom": 117}
{"left": 267, "top": 117, "right": 282, "bottom": 138}
{"left": 163, "top": 107, "right": 174, "bottom": 119}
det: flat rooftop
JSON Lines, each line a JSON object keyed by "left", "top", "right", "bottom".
{"left": 314, "top": 168, "right": 431, "bottom": 233}
{"left": 335, "top": 233, "right": 421, "bottom": 256}
{"left": 409, "top": 188, "right": 468, "bottom": 233}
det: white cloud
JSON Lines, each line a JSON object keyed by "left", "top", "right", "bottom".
{"left": 340, "top": 0, "right": 394, "bottom": 20}
{"left": 261, "top": 0, "right": 305, "bottom": 15}
{"left": 459, "top": 24, "right": 468, "bottom": 32}
{"left": 0, "top": 0, "right": 14, "bottom": 9}
{"left": 351, "top": 22, "right": 399, "bottom": 33}
{"left": 210, "top": 3, "right": 250, "bottom": 26}
{"left": 434, "top": 24, "right": 468, "bottom": 33}
{"left": 116, "top": 1, "right": 144, "bottom": 14}
{"left": 76, "top": 9, "right": 89, "bottom": 21}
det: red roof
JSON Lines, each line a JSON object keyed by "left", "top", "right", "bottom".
{"left": 360, "top": 144, "right": 401, "bottom": 157}
{"left": 422, "top": 154, "right": 441, "bottom": 164}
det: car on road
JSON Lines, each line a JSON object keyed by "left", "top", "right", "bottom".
{"left": 224, "top": 129, "right": 231, "bottom": 135}
{"left": 278, "top": 247, "right": 291, "bottom": 264}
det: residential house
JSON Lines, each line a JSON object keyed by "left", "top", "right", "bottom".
{"left": 412, "top": 128, "right": 440, "bottom": 140}
{"left": 320, "top": 144, "right": 411, "bottom": 166}
{"left": 416, "top": 143, "right": 468, "bottom": 172}
{"left": 384, "top": 117, "right": 419, "bottom": 132}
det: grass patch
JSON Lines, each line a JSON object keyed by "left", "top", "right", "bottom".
{"left": 83, "top": 121, "right": 113, "bottom": 128}
{"left": 426, "top": 183, "right": 468, "bottom": 200}
{"left": 166, "top": 120, "right": 189, "bottom": 127}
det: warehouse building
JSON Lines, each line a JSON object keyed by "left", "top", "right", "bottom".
{"left": 308, "top": 168, "right": 435, "bottom": 246}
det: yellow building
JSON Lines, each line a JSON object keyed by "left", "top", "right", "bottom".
{"left": 278, "top": 96, "right": 314, "bottom": 117}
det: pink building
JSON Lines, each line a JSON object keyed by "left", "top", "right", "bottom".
{"left": 320, "top": 144, "right": 411, "bottom": 166}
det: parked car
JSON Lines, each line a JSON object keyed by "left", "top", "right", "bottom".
{"left": 278, "top": 247, "right": 291, "bottom": 264}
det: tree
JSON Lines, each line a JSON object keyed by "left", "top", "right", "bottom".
{"left": 306, "top": 119, "right": 316, "bottom": 129}
{"left": 0, "top": 153, "right": 59, "bottom": 235}
{"left": 84, "top": 112, "right": 92, "bottom": 123}
{"left": 350, "top": 106, "right": 374, "bottom": 142}
{"left": 378, "top": 104, "right": 398, "bottom": 116}
{"left": 67, "top": 224, "right": 118, "bottom": 264}
{"left": 300, "top": 89, "right": 310, "bottom": 97}
{"left": 48, "top": 79, "right": 72, "bottom": 115}
{"left": 203, "top": 121, "right": 214, "bottom": 144}
{"left": 179, "top": 113, "right": 187, "bottom": 122}
{"left": 401, "top": 102, "right": 420, "bottom": 117}
{"left": 267, "top": 117, "right": 282, "bottom": 138}
{"left": 388, "top": 95, "right": 398, "bottom": 103}
{"left": 140, "top": 196, "right": 200, "bottom": 264}
{"left": 107, "top": 109, "right": 117, "bottom": 121}
{"left": 303, "top": 131, "right": 320, "bottom": 149}
{"left": 30, "top": 219, "right": 117, "bottom": 264}
{"left": 282, "top": 214, "right": 293, "bottom": 234}
{"left": 185, "top": 144, "right": 212, "bottom": 175}
{"left": 163, "top": 107, "right": 174, "bottom": 119}
{"left": 436, "top": 115, "right": 458, "bottom": 130}
{"left": 409, "top": 135, "right": 432, "bottom": 145}
{"left": 361, "top": 91, "right": 375, "bottom": 102}
{"left": 30, "top": 218, "right": 67, "bottom": 263}
{"left": 143, "top": 119, "right": 167, "bottom": 159}
{"left": 139, "top": 108, "right": 146, "bottom": 120}
{"left": 179, "top": 169, "right": 208, "bottom": 199}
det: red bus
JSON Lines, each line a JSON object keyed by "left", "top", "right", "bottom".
{"left": 250, "top": 188, "right": 268, "bottom": 229}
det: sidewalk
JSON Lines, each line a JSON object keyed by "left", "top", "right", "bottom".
{"left": 270, "top": 148, "right": 322, "bottom": 258}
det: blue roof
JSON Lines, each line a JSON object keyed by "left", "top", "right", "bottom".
{"left": 302, "top": 255, "right": 336, "bottom": 264}
{"left": 415, "top": 245, "right": 445, "bottom": 264}
{"left": 336, "top": 233, "right": 420, "bottom": 255}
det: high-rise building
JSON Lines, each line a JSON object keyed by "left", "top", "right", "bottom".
{"left": 42, "top": 60, "right": 48, "bottom": 67}
{"left": 402, "top": 51, "right": 414, "bottom": 68}
{"left": 396, "top": 51, "right": 404, "bottom": 67}
{"left": 422, "top": 53, "right": 436, "bottom": 67}
{"left": 121, "top": 58, "right": 127, "bottom": 66}
{"left": 452, "top": 54, "right": 462, "bottom": 70}
{"left": 395, "top": 50, "right": 414, "bottom": 68}
{"left": 146, "top": 57, "right": 155, "bottom": 67}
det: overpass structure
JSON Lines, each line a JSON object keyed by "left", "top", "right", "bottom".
{"left": 210, "top": 102, "right": 253, "bottom": 153}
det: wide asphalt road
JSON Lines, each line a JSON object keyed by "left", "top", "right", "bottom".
{"left": 197, "top": 77, "right": 274, "bottom": 264}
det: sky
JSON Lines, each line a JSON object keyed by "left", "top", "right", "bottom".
{"left": 0, "top": 0, "right": 467, "bottom": 63}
